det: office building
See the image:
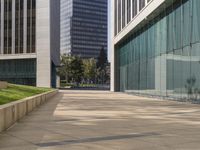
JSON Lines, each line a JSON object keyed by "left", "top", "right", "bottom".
{"left": 60, "top": 0, "right": 72, "bottom": 54}
{"left": 111, "top": 0, "right": 200, "bottom": 100}
{"left": 61, "top": 0, "right": 107, "bottom": 58}
{"left": 0, "top": 0, "right": 60, "bottom": 88}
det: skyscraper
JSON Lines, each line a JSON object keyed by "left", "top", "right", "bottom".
{"left": 60, "top": 0, "right": 72, "bottom": 54}
{"left": 0, "top": 0, "right": 60, "bottom": 88}
{"left": 111, "top": 0, "right": 200, "bottom": 100}
{"left": 61, "top": 0, "right": 107, "bottom": 58}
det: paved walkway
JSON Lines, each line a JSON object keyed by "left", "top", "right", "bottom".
{"left": 1, "top": 90, "right": 200, "bottom": 150}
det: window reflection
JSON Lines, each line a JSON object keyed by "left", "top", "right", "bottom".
{"left": 116, "top": 0, "right": 200, "bottom": 100}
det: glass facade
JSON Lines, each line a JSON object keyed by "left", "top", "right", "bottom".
{"left": 116, "top": 0, "right": 200, "bottom": 100}
{"left": 0, "top": 0, "right": 36, "bottom": 54}
{"left": 60, "top": 0, "right": 72, "bottom": 54}
{"left": 27, "top": 0, "right": 36, "bottom": 53}
{"left": 15, "top": 0, "right": 24, "bottom": 54}
{"left": 0, "top": 0, "right": 37, "bottom": 85}
{"left": 61, "top": 0, "right": 107, "bottom": 58}
{"left": 117, "top": 0, "right": 121, "bottom": 33}
{"left": 4, "top": 0, "right": 12, "bottom": 54}
{"left": 0, "top": 59, "right": 36, "bottom": 85}
{"left": 0, "top": 0, "right": 60, "bottom": 87}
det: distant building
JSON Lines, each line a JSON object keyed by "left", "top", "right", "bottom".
{"left": 60, "top": 0, "right": 72, "bottom": 55}
{"left": 0, "top": 0, "right": 60, "bottom": 88}
{"left": 60, "top": 0, "right": 108, "bottom": 58}
{"left": 111, "top": 0, "right": 200, "bottom": 100}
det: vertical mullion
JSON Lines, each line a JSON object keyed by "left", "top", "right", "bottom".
{"left": 145, "top": 0, "right": 148, "bottom": 6}
{"left": 6, "top": 0, "right": 8, "bottom": 54}
{"left": 24, "top": 0, "right": 27, "bottom": 53}
{"left": 125, "top": 0, "right": 127, "bottom": 26}
{"left": 120, "top": 0, "right": 122, "bottom": 31}
{"left": 115, "top": 0, "right": 118, "bottom": 36}
{"left": 0, "top": 0, "right": 3, "bottom": 54}
{"left": 130, "top": 0, "right": 132, "bottom": 19}
{"left": 30, "top": 0, "right": 32, "bottom": 53}
{"left": 12, "top": 0, "right": 15, "bottom": 54}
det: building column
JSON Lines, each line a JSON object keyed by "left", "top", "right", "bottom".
{"left": 120, "top": 0, "right": 122, "bottom": 31}
{"left": 12, "top": 0, "right": 15, "bottom": 54}
{"left": 145, "top": 0, "right": 148, "bottom": 5}
{"left": 130, "top": 0, "right": 133, "bottom": 19}
{"left": 23, "top": 0, "right": 27, "bottom": 53}
{"left": 36, "top": 0, "right": 51, "bottom": 87}
{"left": 0, "top": 0, "right": 4, "bottom": 54}
{"left": 125, "top": 0, "right": 127, "bottom": 25}
{"left": 111, "top": 0, "right": 115, "bottom": 91}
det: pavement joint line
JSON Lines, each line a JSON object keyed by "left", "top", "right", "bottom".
{"left": 36, "top": 132, "right": 160, "bottom": 148}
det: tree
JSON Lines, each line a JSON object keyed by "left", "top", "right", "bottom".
{"left": 58, "top": 54, "right": 73, "bottom": 83}
{"left": 96, "top": 47, "right": 109, "bottom": 84}
{"left": 83, "top": 58, "right": 96, "bottom": 83}
{"left": 70, "top": 56, "right": 84, "bottom": 85}
{"left": 97, "top": 47, "right": 108, "bottom": 71}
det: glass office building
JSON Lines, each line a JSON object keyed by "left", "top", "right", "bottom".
{"left": 60, "top": 0, "right": 72, "bottom": 54}
{"left": 61, "top": 0, "right": 107, "bottom": 58}
{"left": 111, "top": 0, "right": 200, "bottom": 100}
{"left": 0, "top": 0, "right": 60, "bottom": 87}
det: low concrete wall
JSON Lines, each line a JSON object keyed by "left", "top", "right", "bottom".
{"left": 0, "top": 81, "right": 8, "bottom": 89}
{"left": 0, "top": 90, "right": 58, "bottom": 132}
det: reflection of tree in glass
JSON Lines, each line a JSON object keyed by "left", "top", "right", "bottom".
{"left": 194, "top": 88, "right": 199, "bottom": 100}
{"left": 184, "top": 76, "right": 200, "bottom": 101}
{"left": 185, "top": 76, "right": 196, "bottom": 100}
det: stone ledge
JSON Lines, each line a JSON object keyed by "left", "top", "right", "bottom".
{"left": 0, "top": 89, "right": 58, "bottom": 132}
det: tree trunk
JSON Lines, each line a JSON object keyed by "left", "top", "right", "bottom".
{"left": 65, "top": 74, "right": 68, "bottom": 84}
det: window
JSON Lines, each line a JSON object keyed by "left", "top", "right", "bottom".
{"left": 4, "top": 0, "right": 12, "bottom": 54}
{"left": 139, "top": 0, "right": 145, "bottom": 11}
{"left": 127, "top": 0, "right": 131, "bottom": 23}
{"left": 27, "top": 0, "right": 36, "bottom": 53}
{"left": 132, "top": 0, "right": 137, "bottom": 18}
{"left": 122, "top": 0, "right": 126, "bottom": 28}
{"left": 15, "top": 0, "right": 24, "bottom": 54}
{"left": 118, "top": 0, "right": 121, "bottom": 33}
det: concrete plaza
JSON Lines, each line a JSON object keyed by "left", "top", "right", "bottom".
{"left": 1, "top": 90, "right": 200, "bottom": 149}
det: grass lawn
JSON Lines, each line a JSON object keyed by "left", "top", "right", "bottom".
{"left": 0, "top": 84, "right": 52, "bottom": 105}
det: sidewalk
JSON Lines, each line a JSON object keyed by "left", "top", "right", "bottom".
{"left": 1, "top": 90, "right": 200, "bottom": 150}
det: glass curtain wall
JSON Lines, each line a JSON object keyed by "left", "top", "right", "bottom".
{"left": 15, "top": 0, "right": 24, "bottom": 54}
{"left": 118, "top": 0, "right": 121, "bottom": 33}
{"left": 27, "top": 0, "right": 36, "bottom": 53}
{"left": 132, "top": 0, "right": 137, "bottom": 18}
{"left": 4, "top": 0, "right": 12, "bottom": 54}
{"left": 116, "top": 0, "right": 200, "bottom": 100}
{"left": 127, "top": 0, "right": 131, "bottom": 23}
{"left": 0, "top": 59, "right": 36, "bottom": 85}
{"left": 122, "top": 0, "right": 126, "bottom": 28}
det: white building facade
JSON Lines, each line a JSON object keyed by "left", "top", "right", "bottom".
{"left": 111, "top": 0, "right": 200, "bottom": 100}
{"left": 0, "top": 0, "right": 60, "bottom": 88}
